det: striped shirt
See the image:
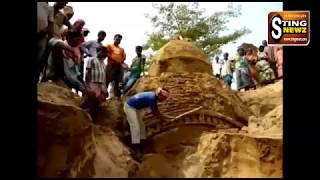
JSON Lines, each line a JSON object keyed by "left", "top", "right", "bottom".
{"left": 86, "top": 57, "right": 106, "bottom": 83}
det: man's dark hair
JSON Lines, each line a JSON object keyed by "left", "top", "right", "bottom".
{"left": 97, "top": 46, "right": 108, "bottom": 53}
{"left": 98, "top": 30, "right": 106, "bottom": 37}
{"left": 114, "top": 34, "right": 123, "bottom": 39}
{"left": 237, "top": 47, "right": 244, "bottom": 51}
{"left": 136, "top": 46, "right": 143, "bottom": 50}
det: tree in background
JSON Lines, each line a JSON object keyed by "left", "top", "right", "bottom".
{"left": 144, "top": 2, "right": 251, "bottom": 62}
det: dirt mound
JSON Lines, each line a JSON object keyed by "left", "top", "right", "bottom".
{"left": 37, "top": 82, "right": 81, "bottom": 107}
{"left": 132, "top": 128, "right": 282, "bottom": 178}
{"left": 148, "top": 40, "right": 213, "bottom": 76}
{"left": 95, "top": 100, "right": 125, "bottom": 130}
{"left": 37, "top": 83, "right": 134, "bottom": 178}
{"left": 37, "top": 40, "right": 282, "bottom": 178}
{"left": 240, "top": 80, "right": 283, "bottom": 137}
{"left": 93, "top": 126, "right": 138, "bottom": 178}
{"left": 239, "top": 80, "right": 282, "bottom": 117}
{"left": 37, "top": 83, "right": 95, "bottom": 177}
{"left": 126, "top": 72, "right": 253, "bottom": 138}
{"left": 130, "top": 80, "right": 283, "bottom": 178}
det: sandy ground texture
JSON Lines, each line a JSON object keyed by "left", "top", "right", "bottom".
{"left": 240, "top": 80, "right": 283, "bottom": 138}
{"left": 131, "top": 80, "right": 283, "bottom": 178}
{"left": 37, "top": 39, "right": 282, "bottom": 178}
{"left": 37, "top": 76, "right": 282, "bottom": 178}
{"left": 37, "top": 82, "right": 136, "bottom": 178}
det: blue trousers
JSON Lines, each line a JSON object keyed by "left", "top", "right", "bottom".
{"left": 123, "top": 72, "right": 139, "bottom": 93}
{"left": 223, "top": 74, "right": 233, "bottom": 87}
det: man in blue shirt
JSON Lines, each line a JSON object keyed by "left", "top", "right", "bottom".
{"left": 123, "top": 87, "right": 171, "bottom": 146}
{"left": 82, "top": 30, "right": 107, "bottom": 57}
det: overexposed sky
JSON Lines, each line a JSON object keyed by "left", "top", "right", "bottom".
{"left": 49, "top": 2, "right": 282, "bottom": 64}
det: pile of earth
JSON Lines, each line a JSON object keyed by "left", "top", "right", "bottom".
{"left": 37, "top": 79, "right": 282, "bottom": 178}
{"left": 129, "top": 80, "right": 282, "bottom": 178}
{"left": 37, "top": 39, "right": 282, "bottom": 178}
{"left": 37, "top": 82, "right": 137, "bottom": 178}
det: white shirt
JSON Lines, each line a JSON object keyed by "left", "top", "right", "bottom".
{"left": 213, "top": 60, "right": 222, "bottom": 75}
{"left": 221, "top": 59, "right": 232, "bottom": 77}
{"left": 37, "top": 2, "right": 54, "bottom": 33}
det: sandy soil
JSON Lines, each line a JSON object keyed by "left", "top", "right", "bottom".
{"left": 131, "top": 80, "right": 283, "bottom": 178}
{"left": 37, "top": 39, "right": 283, "bottom": 178}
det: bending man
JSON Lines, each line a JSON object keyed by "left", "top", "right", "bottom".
{"left": 123, "top": 87, "right": 171, "bottom": 145}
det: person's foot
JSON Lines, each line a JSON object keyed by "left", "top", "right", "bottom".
{"left": 131, "top": 150, "right": 143, "bottom": 163}
{"left": 130, "top": 144, "right": 144, "bottom": 163}
{"left": 140, "top": 139, "right": 150, "bottom": 148}
{"left": 120, "top": 136, "right": 132, "bottom": 146}
{"left": 140, "top": 139, "right": 154, "bottom": 153}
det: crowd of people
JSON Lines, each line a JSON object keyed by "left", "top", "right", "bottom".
{"left": 37, "top": 2, "right": 284, "bottom": 161}
{"left": 213, "top": 40, "right": 283, "bottom": 91}
{"left": 37, "top": 2, "right": 147, "bottom": 122}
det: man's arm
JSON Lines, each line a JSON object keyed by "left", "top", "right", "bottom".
{"left": 47, "top": 5, "right": 54, "bottom": 39}
{"left": 80, "top": 44, "right": 90, "bottom": 57}
{"left": 122, "top": 49, "right": 126, "bottom": 63}
{"left": 48, "top": 38, "right": 73, "bottom": 53}
{"left": 82, "top": 40, "right": 92, "bottom": 50}
{"left": 63, "top": 17, "right": 72, "bottom": 29}
{"left": 141, "top": 56, "right": 146, "bottom": 76}
{"left": 85, "top": 68, "right": 91, "bottom": 84}
{"left": 47, "top": 22, "right": 54, "bottom": 39}
{"left": 151, "top": 106, "right": 174, "bottom": 121}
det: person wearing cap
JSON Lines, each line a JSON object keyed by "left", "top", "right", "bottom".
{"left": 123, "top": 87, "right": 171, "bottom": 146}
{"left": 105, "top": 34, "right": 126, "bottom": 98}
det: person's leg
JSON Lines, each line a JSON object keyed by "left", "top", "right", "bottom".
{"left": 108, "top": 82, "right": 115, "bottom": 99}
{"left": 114, "top": 64, "right": 122, "bottom": 97}
{"left": 123, "top": 71, "right": 130, "bottom": 83}
{"left": 137, "top": 109, "right": 146, "bottom": 140}
{"left": 123, "top": 75, "right": 138, "bottom": 93}
{"left": 37, "top": 36, "right": 48, "bottom": 83}
{"left": 123, "top": 104, "right": 141, "bottom": 144}
{"left": 235, "top": 69, "right": 241, "bottom": 90}
{"left": 225, "top": 74, "right": 232, "bottom": 87}
{"left": 51, "top": 46, "right": 65, "bottom": 80}
{"left": 121, "top": 71, "right": 130, "bottom": 91}
{"left": 79, "top": 60, "right": 85, "bottom": 80}
{"left": 90, "top": 101, "right": 100, "bottom": 123}
{"left": 105, "top": 63, "right": 114, "bottom": 98}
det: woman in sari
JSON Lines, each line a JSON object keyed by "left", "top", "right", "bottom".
{"left": 245, "top": 48, "right": 258, "bottom": 89}
{"left": 234, "top": 48, "right": 252, "bottom": 91}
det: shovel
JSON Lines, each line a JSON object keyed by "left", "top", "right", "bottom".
{"left": 166, "top": 106, "right": 203, "bottom": 122}
{"left": 145, "top": 106, "right": 203, "bottom": 126}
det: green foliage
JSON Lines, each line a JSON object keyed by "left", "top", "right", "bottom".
{"left": 144, "top": 2, "right": 251, "bottom": 59}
